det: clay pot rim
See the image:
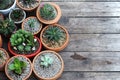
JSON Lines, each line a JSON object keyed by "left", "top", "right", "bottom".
{"left": 8, "top": 36, "right": 42, "bottom": 58}
{"left": 22, "top": 16, "right": 42, "bottom": 35}
{"left": 0, "top": 48, "right": 9, "bottom": 68}
{"left": 32, "top": 50, "right": 64, "bottom": 80}
{"left": 16, "top": 0, "right": 41, "bottom": 11}
{"left": 5, "top": 55, "right": 32, "bottom": 80}
{"left": 40, "top": 24, "right": 69, "bottom": 51}
{"left": 36, "top": 2, "right": 62, "bottom": 24}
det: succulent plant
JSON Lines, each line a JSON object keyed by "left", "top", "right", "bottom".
{"left": 0, "top": 0, "right": 14, "bottom": 10}
{"left": 43, "top": 26, "right": 65, "bottom": 42}
{"left": 28, "top": 19, "right": 35, "bottom": 28}
{"left": 23, "top": 0, "right": 34, "bottom": 4}
{"left": 10, "top": 29, "right": 37, "bottom": 53}
{"left": 40, "top": 55, "right": 53, "bottom": 68}
{"left": 8, "top": 58, "right": 27, "bottom": 74}
{"left": 40, "top": 3, "right": 57, "bottom": 20}
{"left": 0, "top": 19, "right": 16, "bottom": 36}
{"left": 10, "top": 9, "right": 24, "bottom": 22}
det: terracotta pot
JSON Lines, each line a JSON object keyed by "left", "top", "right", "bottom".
{"left": 0, "top": 48, "right": 9, "bottom": 71}
{"left": 9, "top": 8, "right": 26, "bottom": 24}
{"left": 0, "top": 35, "right": 2, "bottom": 48}
{"left": 22, "top": 16, "right": 42, "bottom": 35}
{"left": 0, "top": 13, "right": 4, "bottom": 20}
{"left": 8, "top": 36, "right": 42, "bottom": 58}
{"left": 40, "top": 24, "right": 69, "bottom": 52}
{"left": 5, "top": 55, "right": 32, "bottom": 80}
{"left": 16, "top": 0, "right": 41, "bottom": 11}
{"left": 36, "top": 2, "right": 62, "bottom": 24}
{"left": 33, "top": 50, "right": 64, "bottom": 80}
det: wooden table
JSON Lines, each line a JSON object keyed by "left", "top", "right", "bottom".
{"left": 1, "top": 0, "right": 120, "bottom": 80}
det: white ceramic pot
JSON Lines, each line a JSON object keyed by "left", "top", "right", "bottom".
{"left": 9, "top": 8, "right": 26, "bottom": 24}
{"left": 0, "top": 0, "right": 16, "bottom": 15}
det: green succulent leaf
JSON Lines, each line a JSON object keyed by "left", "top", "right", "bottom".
{"left": 17, "top": 45, "right": 24, "bottom": 51}
{"left": 8, "top": 63, "right": 15, "bottom": 70}
{"left": 25, "top": 46, "right": 31, "bottom": 52}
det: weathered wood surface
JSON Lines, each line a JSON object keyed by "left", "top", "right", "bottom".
{"left": 59, "top": 17, "right": 120, "bottom": 34}
{"left": 58, "top": 72, "right": 120, "bottom": 80}
{"left": 60, "top": 52, "right": 120, "bottom": 71}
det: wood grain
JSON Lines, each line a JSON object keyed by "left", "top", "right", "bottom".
{"left": 58, "top": 72, "right": 120, "bottom": 80}
{"left": 59, "top": 17, "right": 120, "bottom": 34}
{"left": 60, "top": 52, "right": 120, "bottom": 71}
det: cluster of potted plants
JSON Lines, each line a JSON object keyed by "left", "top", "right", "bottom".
{"left": 0, "top": 0, "right": 69, "bottom": 80}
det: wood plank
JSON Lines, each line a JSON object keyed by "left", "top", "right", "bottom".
{"left": 60, "top": 52, "right": 120, "bottom": 71}
{"left": 42, "top": 2, "right": 120, "bottom": 17}
{"left": 59, "top": 72, "right": 120, "bottom": 80}
{"left": 64, "top": 34, "right": 120, "bottom": 51}
{"left": 43, "top": 0, "right": 120, "bottom": 2}
{"left": 59, "top": 17, "right": 120, "bottom": 34}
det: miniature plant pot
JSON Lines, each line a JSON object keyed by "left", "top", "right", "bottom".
{"left": 22, "top": 16, "right": 42, "bottom": 35}
{"left": 16, "top": 0, "right": 41, "bottom": 11}
{"left": 5, "top": 55, "right": 32, "bottom": 80}
{"left": 0, "top": 48, "right": 9, "bottom": 71}
{"left": 33, "top": 50, "right": 64, "bottom": 80}
{"left": 8, "top": 29, "right": 42, "bottom": 58}
{"left": 40, "top": 24, "right": 69, "bottom": 52}
{"left": 36, "top": 2, "right": 62, "bottom": 24}
{"left": 0, "top": 13, "right": 4, "bottom": 20}
{"left": 9, "top": 8, "right": 26, "bottom": 24}
{"left": 0, "top": 0, "right": 16, "bottom": 15}
{"left": 0, "top": 35, "right": 2, "bottom": 48}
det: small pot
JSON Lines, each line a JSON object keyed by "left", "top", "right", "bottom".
{"left": 0, "top": 35, "right": 2, "bottom": 47}
{"left": 8, "top": 36, "right": 42, "bottom": 58}
{"left": 22, "top": 16, "right": 42, "bottom": 35}
{"left": 5, "top": 55, "right": 32, "bottom": 80}
{"left": 0, "top": 48, "right": 9, "bottom": 71}
{"left": 33, "top": 50, "right": 64, "bottom": 80}
{"left": 9, "top": 8, "right": 26, "bottom": 24}
{"left": 16, "top": 0, "right": 41, "bottom": 11}
{"left": 0, "top": 0, "right": 16, "bottom": 15}
{"left": 40, "top": 24, "right": 69, "bottom": 52}
{"left": 36, "top": 2, "right": 61, "bottom": 24}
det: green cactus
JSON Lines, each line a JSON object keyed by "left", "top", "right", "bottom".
{"left": 8, "top": 58, "right": 27, "bottom": 74}
{"left": 43, "top": 26, "right": 65, "bottom": 42}
{"left": 10, "top": 29, "right": 36, "bottom": 53}
{"left": 40, "top": 55, "right": 53, "bottom": 68}
{"left": 40, "top": 3, "right": 57, "bottom": 20}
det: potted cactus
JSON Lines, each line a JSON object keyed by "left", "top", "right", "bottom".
{"left": 9, "top": 8, "right": 26, "bottom": 24}
{"left": 16, "top": 0, "right": 41, "bottom": 11}
{"left": 40, "top": 24, "right": 69, "bottom": 51}
{"left": 0, "top": 19, "right": 16, "bottom": 37}
{"left": 0, "top": 48, "right": 9, "bottom": 71}
{"left": 8, "top": 29, "right": 42, "bottom": 58}
{"left": 33, "top": 50, "right": 64, "bottom": 80}
{"left": 0, "top": 35, "right": 2, "bottom": 47}
{"left": 36, "top": 2, "right": 61, "bottom": 24}
{"left": 5, "top": 55, "right": 32, "bottom": 80}
{"left": 22, "top": 16, "right": 42, "bottom": 35}
{"left": 0, "top": 0, "right": 16, "bottom": 15}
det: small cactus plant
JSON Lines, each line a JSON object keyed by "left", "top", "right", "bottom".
{"left": 40, "top": 3, "right": 57, "bottom": 20}
{"left": 43, "top": 25, "right": 65, "bottom": 42}
{"left": 40, "top": 55, "right": 53, "bottom": 68}
{"left": 8, "top": 58, "right": 27, "bottom": 74}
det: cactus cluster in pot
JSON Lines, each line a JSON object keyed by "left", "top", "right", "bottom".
{"left": 0, "top": 19, "right": 16, "bottom": 37}
{"left": 16, "top": 0, "right": 41, "bottom": 11}
{"left": 8, "top": 29, "right": 42, "bottom": 58}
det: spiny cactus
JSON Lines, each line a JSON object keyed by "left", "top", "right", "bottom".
{"left": 40, "top": 3, "right": 57, "bottom": 20}
{"left": 43, "top": 26, "right": 65, "bottom": 42}
{"left": 40, "top": 55, "right": 53, "bottom": 68}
